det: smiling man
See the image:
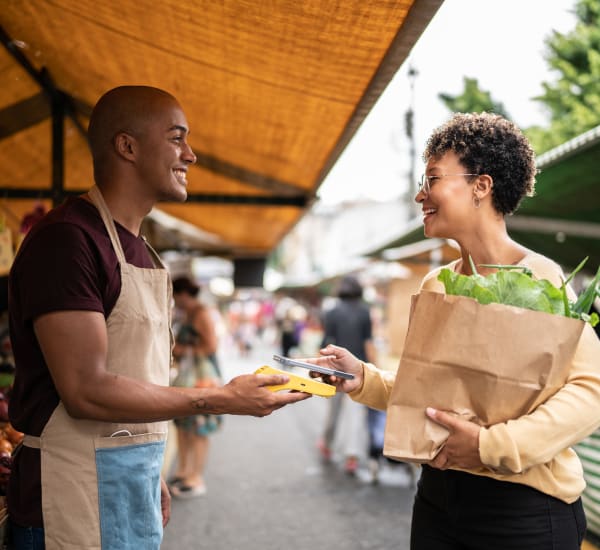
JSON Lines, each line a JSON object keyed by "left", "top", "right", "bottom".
{"left": 7, "top": 86, "right": 310, "bottom": 550}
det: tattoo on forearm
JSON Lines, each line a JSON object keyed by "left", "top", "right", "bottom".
{"left": 192, "top": 398, "right": 209, "bottom": 411}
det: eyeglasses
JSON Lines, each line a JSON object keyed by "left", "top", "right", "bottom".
{"left": 418, "top": 173, "right": 479, "bottom": 195}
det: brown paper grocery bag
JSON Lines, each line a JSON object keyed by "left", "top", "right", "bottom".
{"left": 383, "top": 290, "right": 585, "bottom": 463}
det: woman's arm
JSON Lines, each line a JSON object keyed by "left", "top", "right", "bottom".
{"left": 313, "top": 344, "right": 395, "bottom": 411}
{"left": 192, "top": 306, "right": 218, "bottom": 356}
{"left": 480, "top": 322, "right": 600, "bottom": 473}
{"left": 349, "top": 361, "right": 396, "bottom": 411}
{"left": 436, "top": 254, "right": 600, "bottom": 473}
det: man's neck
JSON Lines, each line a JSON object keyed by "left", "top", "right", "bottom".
{"left": 94, "top": 184, "right": 154, "bottom": 236}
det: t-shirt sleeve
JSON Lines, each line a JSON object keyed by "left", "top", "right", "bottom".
{"left": 17, "top": 222, "right": 106, "bottom": 321}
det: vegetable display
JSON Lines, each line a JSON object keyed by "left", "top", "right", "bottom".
{"left": 438, "top": 257, "right": 600, "bottom": 327}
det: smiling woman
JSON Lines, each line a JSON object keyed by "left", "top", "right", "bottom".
{"left": 308, "top": 112, "right": 600, "bottom": 549}
{"left": 415, "top": 113, "right": 536, "bottom": 254}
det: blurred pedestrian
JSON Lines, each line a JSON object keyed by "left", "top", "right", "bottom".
{"left": 318, "top": 275, "right": 376, "bottom": 474}
{"left": 280, "top": 309, "right": 298, "bottom": 358}
{"left": 170, "top": 276, "right": 222, "bottom": 498}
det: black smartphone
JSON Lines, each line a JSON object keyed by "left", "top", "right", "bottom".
{"left": 272, "top": 354, "right": 355, "bottom": 380}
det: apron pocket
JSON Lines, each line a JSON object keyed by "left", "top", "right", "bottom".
{"left": 95, "top": 432, "right": 166, "bottom": 550}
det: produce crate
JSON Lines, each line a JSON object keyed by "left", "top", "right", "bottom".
{"left": 0, "top": 496, "right": 7, "bottom": 549}
{"left": 576, "top": 430, "right": 600, "bottom": 539}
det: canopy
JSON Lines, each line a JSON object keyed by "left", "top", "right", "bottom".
{"left": 506, "top": 125, "right": 600, "bottom": 272}
{"left": 370, "top": 124, "right": 600, "bottom": 274}
{"left": 0, "top": 0, "right": 442, "bottom": 258}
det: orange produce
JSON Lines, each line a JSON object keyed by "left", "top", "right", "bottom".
{"left": 3, "top": 424, "right": 23, "bottom": 446}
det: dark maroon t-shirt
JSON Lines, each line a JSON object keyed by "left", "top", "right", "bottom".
{"left": 8, "top": 196, "right": 155, "bottom": 527}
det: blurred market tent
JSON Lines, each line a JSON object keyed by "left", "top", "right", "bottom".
{"left": 0, "top": 0, "right": 444, "bottom": 283}
{"left": 1, "top": 1, "right": 599, "bottom": 288}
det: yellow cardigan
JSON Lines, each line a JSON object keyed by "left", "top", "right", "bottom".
{"left": 350, "top": 252, "right": 600, "bottom": 503}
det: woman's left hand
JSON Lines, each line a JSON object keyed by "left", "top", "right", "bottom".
{"left": 426, "top": 407, "right": 483, "bottom": 470}
{"left": 160, "top": 477, "right": 171, "bottom": 527}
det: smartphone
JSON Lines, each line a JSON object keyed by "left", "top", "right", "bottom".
{"left": 272, "top": 354, "right": 355, "bottom": 380}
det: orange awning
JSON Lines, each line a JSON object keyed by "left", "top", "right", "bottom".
{"left": 0, "top": 0, "right": 442, "bottom": 257}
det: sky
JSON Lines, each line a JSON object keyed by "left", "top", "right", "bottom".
{"left": 316, "top": 0, "right": 578, "bottom": 205}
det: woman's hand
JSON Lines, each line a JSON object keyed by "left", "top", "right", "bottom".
{"left": 305, "top": 344, "right": 364, "bottom": 394}
{"left": 425, "top": 407, "right": 483, "bottom": 470}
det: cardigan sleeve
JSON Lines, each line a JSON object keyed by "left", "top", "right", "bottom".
{"left": 478, "top": 253, "right": 600, "bottom": 472}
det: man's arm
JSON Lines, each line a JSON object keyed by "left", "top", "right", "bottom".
{"left": 34, "top": 310, "right": 310, "bottom": 422}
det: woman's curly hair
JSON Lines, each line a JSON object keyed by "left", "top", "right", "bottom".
{"left": 423, "top": 112, "right": 536, "bottom": 215}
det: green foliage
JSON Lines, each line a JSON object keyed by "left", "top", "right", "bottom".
{"left": 438, "top": 258, "right": 600, "bottom": 326}
{"left": 527, "top": 0, "right": 600, "bottom": 153}
{"left": 438, "top": 77, "right": 510, "bottom": 118}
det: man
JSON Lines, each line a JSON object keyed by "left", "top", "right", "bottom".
{"left": 7, "top": 86, "right": 310, "bottom": 549}
{"left": 318, "top": 275, "right": 376, "bottom": 474}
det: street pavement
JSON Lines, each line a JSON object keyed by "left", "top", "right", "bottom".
{"left": 161, "top": 342, "right": 416, "bottom": 550}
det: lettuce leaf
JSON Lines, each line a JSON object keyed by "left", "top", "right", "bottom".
{"left": 438, "top": 258, "right": 600, "bottom": 327}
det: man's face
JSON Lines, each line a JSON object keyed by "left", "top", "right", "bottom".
{"left": 135, "top": 99, "right": 197, "bottom": 203}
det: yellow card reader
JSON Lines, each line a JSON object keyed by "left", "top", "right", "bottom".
{"left": 255, "top": 365, "right": 336, "bottom": 398}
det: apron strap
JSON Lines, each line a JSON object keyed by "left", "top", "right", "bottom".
{"left": 141, "top": 235, "right": 166, "bottom": 270}
{"left": 23, "top": 434, "right": 41, "bottom": 449}
{"left": 141, "top": 235, "right": 174, "bottom": 353}
{"left": 88, "top": 185, "right": 127, "bottom": 265}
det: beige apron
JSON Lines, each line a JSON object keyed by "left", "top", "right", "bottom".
{"left": 22, "top": 185, "right": 172, "bottom": 549}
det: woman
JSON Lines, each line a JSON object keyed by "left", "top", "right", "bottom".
{"left": 170, "top": 276, "right": 222, "bottom": 498}
{"left": 311, "top": 113, "right": 600, "bottom": 549}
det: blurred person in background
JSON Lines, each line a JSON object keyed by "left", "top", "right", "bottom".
{"left": 318, "top": 275, "right": 376, "bottom": 474}
{"left": 279, "top": 309, "right": 298, "bottom": 358}
{"left": 170, "top": 276, "right": 222, "bottom": 498}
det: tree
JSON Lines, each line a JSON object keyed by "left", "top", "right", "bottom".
{"left": 527, "top": 0, "right": 600, "bottom": 152}
{"left": 438, "top": 76, "right": 510, "bottom": 118}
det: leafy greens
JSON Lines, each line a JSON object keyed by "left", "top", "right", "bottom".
{"left": 438, "top": 256, "right": 600, "bottom": 327}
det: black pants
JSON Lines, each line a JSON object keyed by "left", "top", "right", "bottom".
{"left": 411, "top": 465, "right": 586, "bottom": 550}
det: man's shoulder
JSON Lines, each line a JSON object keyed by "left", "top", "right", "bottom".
{"left": 11, "top": 198, "right": 106, "bottom": 276}
{"left": 45, "top": 196, "right": 102, "bottom": 231}
{"left": 26, "top": 197, "right": 99, "bottom": 235}
{"left": 28, "top": 197, "right": 104, "bottom": 242}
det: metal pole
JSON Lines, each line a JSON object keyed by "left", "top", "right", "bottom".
{"left": 50, "top": 88, "right": 65, "bottom": 207}
{"left": 405, "top": 65, "right": 418, "bottom": 215}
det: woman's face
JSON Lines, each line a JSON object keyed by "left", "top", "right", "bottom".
{"left": 415, "top": 150, "right": 476, "bottom": 240}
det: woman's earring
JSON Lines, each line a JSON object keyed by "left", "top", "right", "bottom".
{"left": 473, "top": 195, "right": 481, "bottom": 209}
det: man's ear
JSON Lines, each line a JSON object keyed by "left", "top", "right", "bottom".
{"left": 113, "top": 132, "right": 137, "bottom": 161}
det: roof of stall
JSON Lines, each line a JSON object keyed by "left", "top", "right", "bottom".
{"left": 0, "top": 0, "right": 442, "bottom": 257}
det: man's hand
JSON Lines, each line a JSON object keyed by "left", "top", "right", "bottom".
{"left": 200, "top": 373, "right": 311, "bottom": 417}
{"left": 160, "top": 477, "right": 171, "bottom": 527}
{"left": 306, "top": 344, "right": 364, "bottom": 394}
{"left": 426, "top": 407, "right": 483, "bottom": 470}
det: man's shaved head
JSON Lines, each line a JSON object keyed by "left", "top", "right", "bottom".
{"left": 87, "top": 86, "right": 181, "bottom": 181}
